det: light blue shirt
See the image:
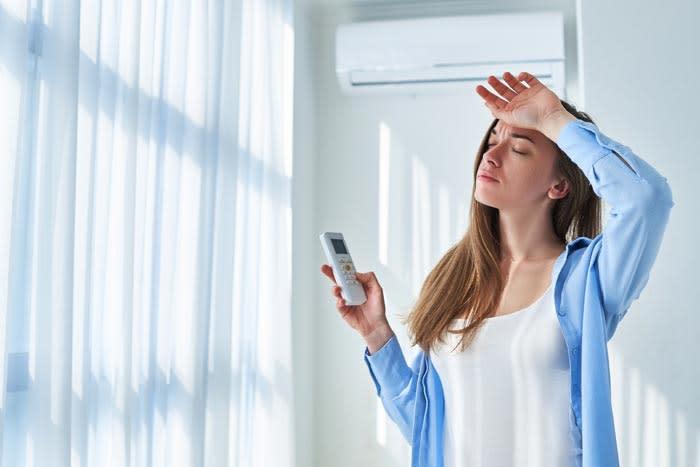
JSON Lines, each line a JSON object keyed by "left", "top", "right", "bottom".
{"left": 363, "top": 118, "right": 674, "bottom": 467}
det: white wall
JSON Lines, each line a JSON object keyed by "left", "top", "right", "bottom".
{"left": 577, "top": 0, "right": 700, "bottom": 465}
{"left": 292, "top": 0, "right": 699, "bottom": 466}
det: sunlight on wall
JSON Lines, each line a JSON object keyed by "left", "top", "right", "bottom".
{"left": 438, "top": 184, "right": 450, "bottom": 253}
{"left": 378, "top": 121, "right": 391, "bottom": 266}
{"left": 411, "top": 154, "right": 431, "bottom": 294}
{"left": 674, "top": 410, "right": 688, "bottom": 466}
{"left": 372, "top": 120, "right": 412, "bottom": 466}
{"left": 26, "top": 433, "right": 33, "bottom": 467}
{"left": 609, "top": 345, "right": 698, "bottom": 467}
{"left": 375, "top": 396, "right": 387, "bottom": 447}
{"left": 375, "top": 388, "right": 410, "bottom": 465}
{"left": 642, "top": 382, "right": 671, "bottom": 466}
{"left": 282, "top": 20, "right": 294, "bottom": 178}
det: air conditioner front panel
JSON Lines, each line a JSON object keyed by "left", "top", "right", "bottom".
{"left": 336, "top": 12, "right": 565, "bottom": 71}
{"left": 336, "top": 12, "right": 567, "bottom": 96}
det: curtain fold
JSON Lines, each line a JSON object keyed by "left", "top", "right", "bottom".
{"left": 0, "top": 0, "right": 295, "bottom": 465}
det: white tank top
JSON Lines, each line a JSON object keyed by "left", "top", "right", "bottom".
{"left": 430, "top": 283, "right": 577, "bottom": 467}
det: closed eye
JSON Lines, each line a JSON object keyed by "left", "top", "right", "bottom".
{"left": 486, "top": 143, "right": 527, "bottom": 155}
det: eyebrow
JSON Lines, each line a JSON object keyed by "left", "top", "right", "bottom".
{"left": 490, "top": 128, "right": 534, "bottom": 143}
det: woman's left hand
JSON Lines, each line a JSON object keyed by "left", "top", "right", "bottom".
{"left": 475, "top": 72, "right": 567, "bottom": 134}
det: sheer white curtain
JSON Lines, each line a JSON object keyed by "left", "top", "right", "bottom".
{"left": 0, "top": 0, "right": 295, "bottom": 466}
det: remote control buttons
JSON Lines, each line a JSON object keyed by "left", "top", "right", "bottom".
{"left": 337, "top": 258, "right": 359, "bottom": 285}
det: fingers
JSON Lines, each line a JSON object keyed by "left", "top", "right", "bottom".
{"left": 324, "top": 280, "right": 345, "bottom": 306}
{"left": 487, "top": 75, "right": 518, "bottom": 101}
{"left": 322, "top": 266, "right": 381, "bottom": 310}
{"left": 320, "top": 264, "right": 337, "bottom": 284}
{"left": 503, "top": 72, "right": 528, "bottom": 93}
{"left": 354, "top": 271, "right": 382, "bottom": 291}
{"left": 475, "top": 84, "right": 508, "bottom": 110}
{"left": 475, "top": 72, "right": 540, "bottom": 107}
{"left": 321, "top": 265, "right": 352, "bottom": 314}
{"left": 517, "top": 71, "right": 541, "bottom": 88}
{"left": 332, "top": 286, "right": 349, "bottom": 312}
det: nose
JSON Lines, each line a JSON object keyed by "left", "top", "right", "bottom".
{"left": 483, "top": 142, "right": 504, "bottom": 166}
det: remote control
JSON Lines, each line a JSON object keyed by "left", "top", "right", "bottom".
{"left": 319, "top": 232, "right": 367, "bottom": 306}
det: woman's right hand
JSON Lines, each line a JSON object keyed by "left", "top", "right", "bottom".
{"left": 320, "top": 264, "right": 392, "bottom": 340}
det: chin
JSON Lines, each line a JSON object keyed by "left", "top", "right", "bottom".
{"left": 474, "top": 192, "right": 502, "bottom": 209}
{"left": 475, "top": 200, "right": 500, "bottom": 210}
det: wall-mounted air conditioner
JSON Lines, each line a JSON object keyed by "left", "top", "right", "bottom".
{"left": 336, "top": 11, "right": 566, "bottom": 97}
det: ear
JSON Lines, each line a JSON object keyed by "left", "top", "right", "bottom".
{"left": 548, "top": 178, "right": 569, "bottom": 200}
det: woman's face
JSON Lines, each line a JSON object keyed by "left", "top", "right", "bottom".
{"left": 474, "top": 120, "right": 568, "bottom": 210}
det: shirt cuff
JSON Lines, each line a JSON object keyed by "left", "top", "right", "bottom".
{"left": 557, "top": 120, "right": 640, "bottom": 180}
{"left": 556, "top": 118, "right": 642, "bottom": 179}
{"left": 557, "top": 119, "right": 609, "bottom": 167}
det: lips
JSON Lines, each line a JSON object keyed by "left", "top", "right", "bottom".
{"left": 477, "top": 172, "right": 499, "bottom": 182}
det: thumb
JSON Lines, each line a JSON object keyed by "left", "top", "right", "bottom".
{"left": 354, "top": 271, "right": 381, "bottom": 291}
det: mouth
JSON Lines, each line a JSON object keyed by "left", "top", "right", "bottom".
{"left": 477, "top": 173, "right": 498, "bottom": 182}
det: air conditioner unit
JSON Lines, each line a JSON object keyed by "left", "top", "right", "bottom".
{"left": 336, "top": 12, "right": 566, "bottom": 97}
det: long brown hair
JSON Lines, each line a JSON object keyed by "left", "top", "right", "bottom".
{"left": 400, "top": 100, "right": 602, "bottom": 354}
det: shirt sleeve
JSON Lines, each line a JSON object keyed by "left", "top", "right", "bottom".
{"left": 556, "top": 119, "right": 674, "bottom": 335}
{"left": 363, "top": 334, "right": 421, "bottom": 444}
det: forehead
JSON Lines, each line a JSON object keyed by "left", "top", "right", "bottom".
{"left": 491, "top": 122, "right": 538, "bottom": 142}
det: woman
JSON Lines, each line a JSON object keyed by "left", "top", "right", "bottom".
{"left": 320, "top": 72, "right": 673, "bottom": 467}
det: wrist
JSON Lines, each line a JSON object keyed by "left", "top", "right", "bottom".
{"left": 540, "top": 108, "right": 577, "bottom": 143}
{"left": 364, "top": 322, "right": 394, "bottom": 355}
